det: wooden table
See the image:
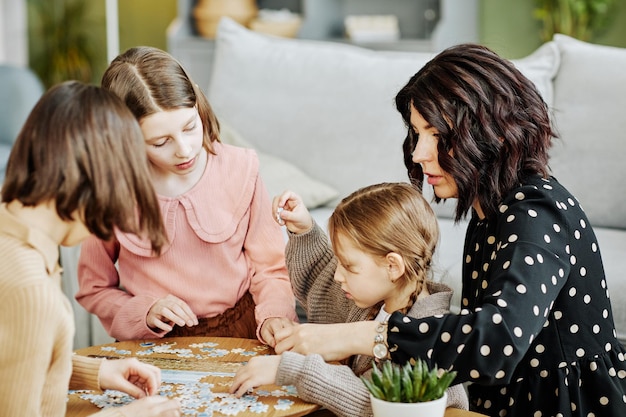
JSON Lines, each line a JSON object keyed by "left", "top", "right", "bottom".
{"left": 67, "top": 336, "right": 486, "bottom": 417}
{"left": 446, "top": 410, "right": 487, "bottom": 417}
{"left": 67, "top": 336, "right": 319, "bottom": 417}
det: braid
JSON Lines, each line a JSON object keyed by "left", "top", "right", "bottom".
{"left": 366, "top": 301, "right": 385, "bottom": 321}
{"left": 399, "top": 280, "right": 422, "bottom": 315}
{"left": 366, "top": 278, "right": 424, "bottom": 320}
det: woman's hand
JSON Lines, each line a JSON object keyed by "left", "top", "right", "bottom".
{"left": 272, "top": 190, "right": 313, "bottom": 234}
{"left": 99, "top": 357, "right": 181, "bottom": 416}
{"left": 147, "top": 294, "right": 198, "bottom": 332}
{"left": 119, "top": 396, "right": 181, "bottom": 416}
{"left": 273, "top": 321, "right": 380, "bottom": 362}
{"left": 229, "top": 355, "right": 282, "bottom": 397}
{"left": 260, "top": 317, "right": 297, "bottom": 348}
{"left": 99, "top": 357, "right": 163, "bottom": 398}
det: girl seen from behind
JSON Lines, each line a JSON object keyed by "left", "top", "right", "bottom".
{"left": 0, "top": 81, "right": 180, "bottom": 416}
{"left": 76, "top": 47, "right": 297, "bottom": 344}
{"left": 229, "top": 183, "right": 468, "bottom": 416}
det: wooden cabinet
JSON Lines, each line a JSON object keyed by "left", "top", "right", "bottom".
{"left": 167, "top": 0, "right": 478, "bottom": 93}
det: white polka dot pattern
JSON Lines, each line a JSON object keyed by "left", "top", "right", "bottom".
{"left": 386, "top": 177, "right": 626, "bottom": 416}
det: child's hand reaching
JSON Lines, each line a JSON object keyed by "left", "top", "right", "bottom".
{"left": 147, "top": 294, "right": 198, "bottom": 333}
{"left": 272, "top": 190, "right": 313, "bottom": 234}
{"left": 260, "top": 317, "right": 297, "bottom": 348}
{"left": 229, "top": 355, "right": 282, "bottom": 397}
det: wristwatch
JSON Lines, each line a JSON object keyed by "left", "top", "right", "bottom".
{"left": 373, "top": 321, "right": 389, "bottom": 360}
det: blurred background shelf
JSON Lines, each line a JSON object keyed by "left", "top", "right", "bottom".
{"left": 168, "top": 0, "right": 479, "bottom": 93}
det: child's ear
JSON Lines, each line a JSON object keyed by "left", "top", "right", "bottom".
{"left": 386, "top": 252, "right": 405, "bottom": 282}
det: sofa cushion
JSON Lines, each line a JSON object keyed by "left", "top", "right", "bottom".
{"left": 209, "top": 19, "right": 560, "bottom": 221}
{"left": 593, "top": 227, "right": 626, "bottom": 343}
{"left": 549, "top": 34, "right": 626, "bottom": 230}
{"left": 510, "top": 41, "right": 560, "bottom": 111}
{"left": 220, "top": 122, "right": 339, "bottom": 208}
{"left": 209, "top": 18, "right": 427, "bottom": 204}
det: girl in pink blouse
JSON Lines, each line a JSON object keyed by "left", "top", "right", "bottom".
{"left": 76, "top": 46, "right": 297, "bottom": 344}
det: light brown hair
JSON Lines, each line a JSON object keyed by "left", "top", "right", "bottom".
{"left": 1, "top": 81, "right": 168, "bottom": 253}
{"left": 101, "top": 46, "right": 220, "bottom": 154}
{"left": 328, "top": 182, "right": 439, "bottom": 307}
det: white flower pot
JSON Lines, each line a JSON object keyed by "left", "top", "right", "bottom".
{"left": 370, "top": 392, "right": 447, "bottom": 417}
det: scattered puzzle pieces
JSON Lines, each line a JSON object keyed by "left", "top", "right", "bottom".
{"left": 73, "top": 339, "right": 305, "bottom": 416}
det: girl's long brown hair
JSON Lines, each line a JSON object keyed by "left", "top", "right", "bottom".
{"left": 2, "top": 81, "right": 168, "bottom": 253}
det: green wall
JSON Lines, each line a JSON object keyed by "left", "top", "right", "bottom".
{"left": 481, "top": 0, "right": 626, "bottom": 58}
{"left": 118, "top": 0, "right": 178, "bottom": 52}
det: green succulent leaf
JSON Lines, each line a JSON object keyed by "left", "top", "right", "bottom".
{"left": 371, "top": 364, "right": 384, "bottom": 388}
{"left": 391, "top": 362, "right": 402, "bottom": 402}
{"left": 401, "top": 362, "right": 415, "bottom": 401}
{"left": 361, "top": 376, "right": 385, "bottom": 399}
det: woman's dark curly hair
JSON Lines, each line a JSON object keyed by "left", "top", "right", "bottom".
{"left": 395, "top": 43, "right": 556, "bottom": 221}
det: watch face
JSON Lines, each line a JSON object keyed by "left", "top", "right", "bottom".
{"left": 373, "top": 343, "right": 388, "bottom": 360}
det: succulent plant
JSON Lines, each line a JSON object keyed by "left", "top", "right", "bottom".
{"left": 361, "top": 358, "right": 457, "bottom": 403}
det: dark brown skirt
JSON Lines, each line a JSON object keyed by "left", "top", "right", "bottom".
{"left": 165, "top": 291, "right": 257, "bottom": 339}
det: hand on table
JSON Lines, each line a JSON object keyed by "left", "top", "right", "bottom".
{"left": 260, "top": 317, "right": 297, "bottom": 348}
{"left": 272, "top": 190, "right": 313, "bottom": 234}
{"left": 99, "top": 357, "right": 181, "bottom": 416}
{"left": 273, "top": 321, "right": 379, "bottom": 362}
{"left": 229, "top": 355, "right": 282, "bottom": 397}
{"left": 147, "top": 294, "right": 198, "bottom": 333}
{"left": 99, "top": 357, "right": 162, "bottom": 397}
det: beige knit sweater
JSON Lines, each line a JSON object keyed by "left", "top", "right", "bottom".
{"left": 0, "top": 205, "right": 123, "bottom": 416}
{"left": 276, "top": 222, "right": 469, "bottom": 417}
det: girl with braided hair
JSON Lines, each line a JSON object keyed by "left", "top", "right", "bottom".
{"left": 229, "top": 182, "right": 468, "bottom": 417}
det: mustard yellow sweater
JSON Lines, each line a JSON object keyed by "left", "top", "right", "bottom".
{"left": 0, "top": 205, "right": 123, "bottom": 416}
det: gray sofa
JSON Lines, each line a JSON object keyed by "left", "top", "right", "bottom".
{"left": 207, "top": 19, "right": 626, "bottom": 343}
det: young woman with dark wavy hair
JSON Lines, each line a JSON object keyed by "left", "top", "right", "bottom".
{"left": 269, "top": 44, "right": 626, "bottom": 417}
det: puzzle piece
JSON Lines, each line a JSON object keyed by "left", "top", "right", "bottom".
{"left": 75, "top": 339, "right": 303, "bottom": 416}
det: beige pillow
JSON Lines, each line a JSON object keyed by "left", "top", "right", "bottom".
{"left": 219, "top": 122, "right": 339, "bottom": 209}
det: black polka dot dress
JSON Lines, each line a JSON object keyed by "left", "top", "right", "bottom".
{"left": 387, "top": 176, "right": 626, "bottom": 416}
